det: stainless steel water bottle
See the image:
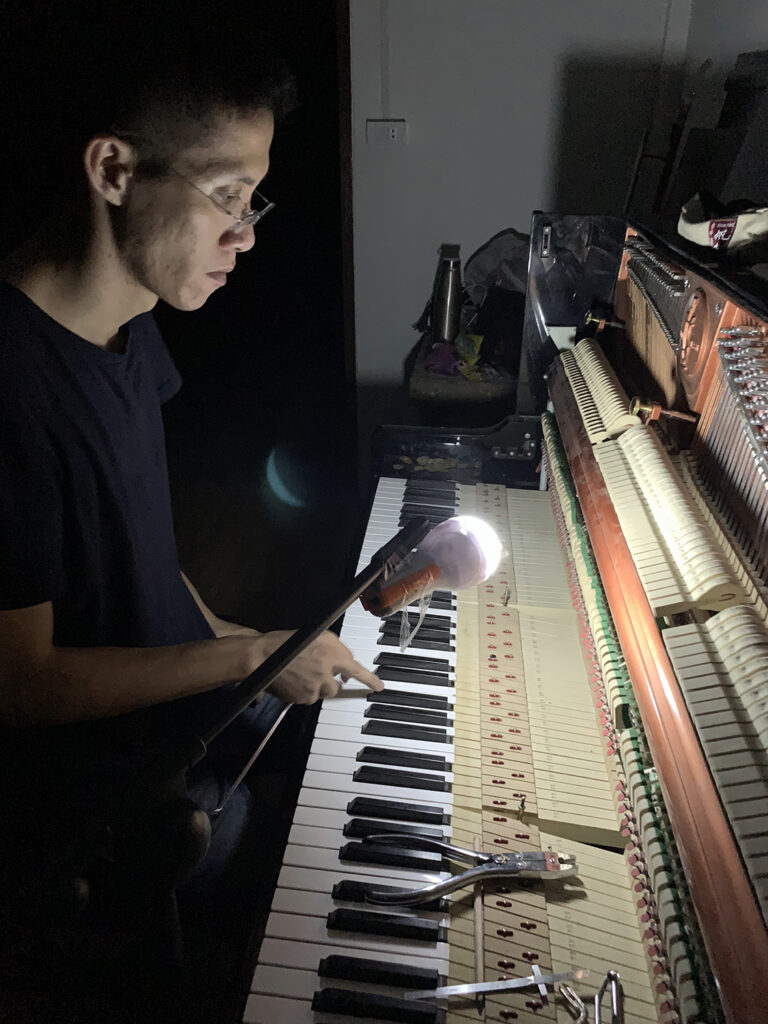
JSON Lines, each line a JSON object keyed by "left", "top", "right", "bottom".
{"left": 431, "top": 243, "right": 462, "bottom": 345}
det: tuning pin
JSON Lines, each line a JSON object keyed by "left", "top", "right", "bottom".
{"left": 629, "top": 397, "right": 699, "bottom": 424}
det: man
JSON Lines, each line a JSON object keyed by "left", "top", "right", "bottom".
{"left": 0, "top": 6, "right": 380, "bottom": 1015}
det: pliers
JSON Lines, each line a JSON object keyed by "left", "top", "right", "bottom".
{"left": 362, "top": 834, "right": 577, "bottom": 906}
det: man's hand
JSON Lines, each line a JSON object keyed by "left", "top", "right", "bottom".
{"left": 251, "top": 630, "right": 383, "bottom": 704}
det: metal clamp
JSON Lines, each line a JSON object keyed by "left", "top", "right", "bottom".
{"left": 362, "top": 834, "right": 577, "bottom": 906}
{"left": 595, "top": 970, "right": 624, "bottom": 1024}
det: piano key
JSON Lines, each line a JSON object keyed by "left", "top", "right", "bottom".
{"left": 256, "top": 936, "right": 444, "bottom": 976}
{"left": 339, "top": 841, "right": 444, "bottom": 872}
{"left": 375, "top": 667, "right": 454, "bottom": 688}
{"left": 299, "top": 780, "right": 453, "bottom": 814}
{"left": 364, "top": 705, "right": 451, "bottom": 726}
{"left": 311, "top": 986, "right": 445, "bottom": 1023}
{"left": 367, "top": 692, "right": 452, "bottom": 710}
{"left": 326, "top": 908, "right": 444, "bottom": 943}
{"left": 347, "top": 797, "right": 449, "bottom": 826}
{"left": 409, "top": 595, "right": 455, "bottom": 611}
{"left": 353, "top": 766, "right": 451, "bottom": 792}
{"left": 356, "top": 747, "right": 450, "bottom": 772}
{"left": 380, "top": 620, "right": 453, "bottom": 638}
{"left": 377, "top": 635, "right": 455, "bottom": 651}
{"left": 343, "top": 817, "right": 445, "bottom": 841}
{"left": 375, "top": 653, "right": 454, "bottom": 671}
{"left": 313, "top": 722, "right": 451, "bottom": 756}
{"left": 264, "top": 908, "right": 451, "bottom": 958}
{"left": 360, "top": 721, "right": 450, "bottom": 744}
{"left": 307, "top": 755, "right": 453, "bottom": 788}
{"left": 330, "top": 879, "right": 447, "bottom": 914}
{"left": 317, "top": 953, "right": 440, "bottom": 989}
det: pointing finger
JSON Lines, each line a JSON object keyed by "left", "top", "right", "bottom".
{"left": 348, "top": 661, "right": 383, "bottom": 691}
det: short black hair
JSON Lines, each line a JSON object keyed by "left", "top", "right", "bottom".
{"left": 0, "top": 0, "right": 296, "bottom": 245}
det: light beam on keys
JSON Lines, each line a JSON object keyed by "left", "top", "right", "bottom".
{"left": 361, "top": 515, "right": 502, "bottom": 617}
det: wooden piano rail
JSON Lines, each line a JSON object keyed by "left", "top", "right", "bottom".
{"left": 549, "top": 359, "right": 768, "bottom": 1024}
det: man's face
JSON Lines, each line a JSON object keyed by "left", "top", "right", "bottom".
{"left": 117, "top": 110, "right": 274, "bottom": 310}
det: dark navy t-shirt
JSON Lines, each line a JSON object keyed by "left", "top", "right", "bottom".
{"left": 0, "top": 282, "right": 213, "bottom": 648}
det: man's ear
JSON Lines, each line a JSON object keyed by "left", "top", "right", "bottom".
{"left": 82, "top": 135, "right": 138, "bottom": 207}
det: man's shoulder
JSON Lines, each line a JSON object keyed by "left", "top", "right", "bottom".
{"left": 0, "top": 282, "right": 50, "bottom": 360}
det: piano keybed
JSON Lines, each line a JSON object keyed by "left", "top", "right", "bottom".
{"left": 245, "top": 476, "right": 666, "bottom": 1024}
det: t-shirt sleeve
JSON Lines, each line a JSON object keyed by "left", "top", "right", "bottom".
{"left": 140, "top": 315, "right": 182, "bottom": 404}
{"left": 0, "top": 416, "right": 64, "bottom": 609}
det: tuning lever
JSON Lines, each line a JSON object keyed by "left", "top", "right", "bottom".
{"left": 584, "top": 310, "right": 624, "bottom": 332}
{"left": 629, "top": 397, "right": 698, "bottom": 424}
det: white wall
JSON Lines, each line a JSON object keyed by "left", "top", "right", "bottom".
{"left": 686, "top": 0, "right": 768, "bottom": 72}
{"left": 350, "top": 0, "right": 689, "bottom": 386}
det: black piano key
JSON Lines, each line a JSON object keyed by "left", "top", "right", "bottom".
{"left": 402, "top": 485, "right": 457, "bottom": 500}
{"left": 404, "top": 481, "right": 457, "bottom": 497}
{"left": 318, "top": 953, "right": 441, "bottom": 990}
{"left": 346, "top": 796, "right": 449, "bottom": 826}
{"left": 400, "top": 502, "right": 455, "bottom": 517}
{"left": 367, "top": 691, "right": 451, "bottom": 710}
{"left": 312, "top": 986, "right": 444, "bottom": 1024}
{"left": 375, "top": 652, "right": 453, "bottom": 671}
{"left": 381, "top": 614, "right": 451, "bottom": 632}
{"left": 418, "top": 589, "right": 453, "bottom": 603}
{"left": 327, "top": 908, "right": 443, "bottom": 943}
{"left": 340, "top": 840, "right": 443, "bottom": 871}
{"left": 378, "top": 635, "right": 454, "bottom": 652}
{"left": 364, "top": 704, "right": 449, "bottom": 727}
{"left": 331, "top": 879, "right": 447, "bottom": 913}
{"left": 353, "top": 765, "right": 450, "bottom": 791}
{"left": 356, "top": 746, "right": 448, "bottom": 772}
{"left": 409, "top": 594, "right": 454, "bottom": 611}
{"left": 399, "top": 512, "right": 448, "bottom": 526}
{"left": 399, "top": 514, "right": 451, "bottom": 529}
{"left": 375, "top": 666, "right": 453, "bottom": 687}
{"left": 343, "top": 817, "right": 444, "bottom": 841}
{"left": 362, "top": 721, "right": 450, "bottom": 745}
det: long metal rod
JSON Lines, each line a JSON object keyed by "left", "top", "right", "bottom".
{"left": 472, "top": 835, "right": 484, "bottom": 1004}
{"left": 211, "top": 702, "right": 294, "bottom": 817}
{"left": 410, "top": 969, "right": 584, "bottom": 1002}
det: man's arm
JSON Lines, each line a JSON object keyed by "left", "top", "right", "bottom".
{"left": 0, "top": 601, "right": 382, "bottom": 728}
{"left": 179, "top": 572, "right": 365, "bottom": 706}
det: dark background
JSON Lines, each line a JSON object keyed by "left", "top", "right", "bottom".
{"left": 156, "top": 1, "right": 360, "bottom": 634}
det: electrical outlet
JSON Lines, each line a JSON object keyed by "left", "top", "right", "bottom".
{"left": 366, "top": 119, "right": 407, "bottom": 145}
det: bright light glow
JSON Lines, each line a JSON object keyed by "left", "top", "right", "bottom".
{"left": 265, "top": 449, "right": 306, "bottom": 509}
{"left": 455, "top": 515, "right": 502, "bottom": 578}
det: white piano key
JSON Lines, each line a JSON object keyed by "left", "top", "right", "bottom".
{"left": 264, "top": 911, "right": 450, "bottom": 961}
{"left": 255, "top": 935, "right": 445, "bottom": 975}
{"left": 312, "top": 723, "right": 453, "bottom": 757}
{"left": 296, "top": 784, "right": 452, "bottom": 816}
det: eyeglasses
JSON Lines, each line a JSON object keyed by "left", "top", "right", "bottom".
{"left": 171, "top": 168, "right": 275, "bottom": 231}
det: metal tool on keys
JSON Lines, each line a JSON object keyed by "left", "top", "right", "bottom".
{"left": 408, "top": 966, "right": 586, "bottom": 1002}
{"left": 362, "top": 834, "right": 577, "bottom": 906}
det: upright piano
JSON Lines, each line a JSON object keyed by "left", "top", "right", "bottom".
{"left": 243, "top": 215, "right": 768, "bottom": 1024}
